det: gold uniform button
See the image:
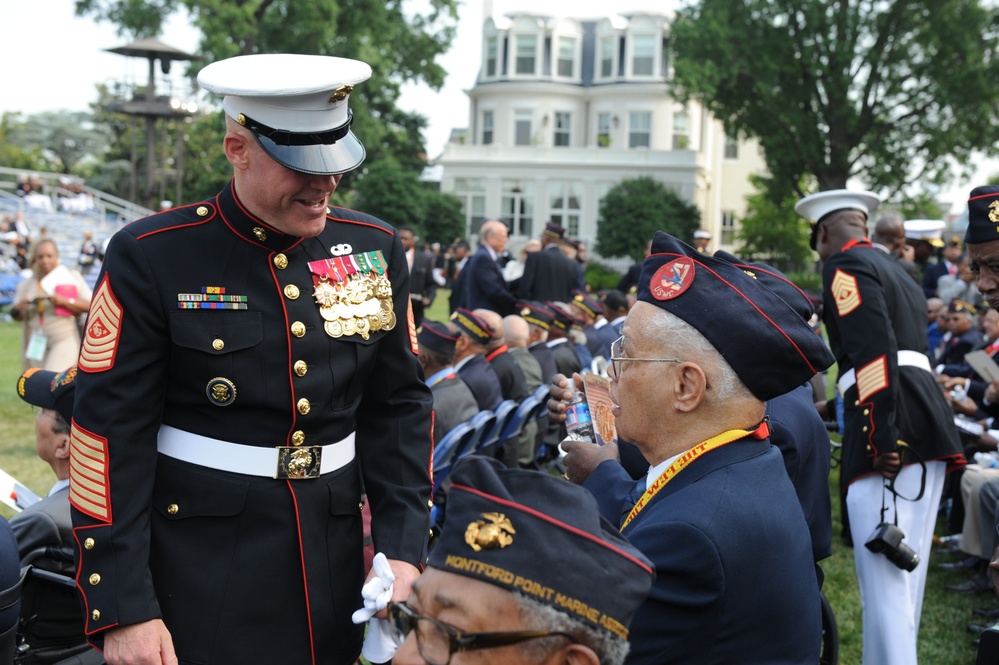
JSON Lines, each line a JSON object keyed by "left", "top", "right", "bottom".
{"left": 854, "top": 400, "right": 860, "bottom": 407}
{"left": 293, "top": 360, "right": 308, "bottom": 377}
{"left": 284, "top": 284, "right": 301, "bottom": 300}
{"left": 91, "top": 609, "right": 101, "bottom": 621}
{"left": 291, "top": 430, "right": 305, "bottom": 446}
{"left": 253, "top": 227, "right": 267, "bottom": 242}
{"left": 358, "top": 501, "right": 364, "bottom": 511}
{"left": 863, "top": 409, "right": 870, "bottom": 416}
{"left": 196, "top": 206, "right": 209, "bottom": 217}
{"left": 89, "top": 573, "right": 101, "bottom": 586}
{"left": 291, "top": 321, "right": 307, "bottom": 338}
{"left": 273, "top": 253, "right": 288, "bottom": 270}
{"left": 212, "top": 338, "right": 225, "bottom": 351}
{"left": 297, "top": 398, "right": 311, "bottom": 415}
{"left": 862, "top": 426, "right": 869, "bottom": 432}
{"left": 84, "top": 538, "right": 95, "bottom": 550}
{"left": 167, "top": 504, "right": 179, "bottom": 515}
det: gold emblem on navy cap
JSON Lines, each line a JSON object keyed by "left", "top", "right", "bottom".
{"left": 990, "top": 200, "right": 999, "bottom": 224}
{"left": 464, "top": 512, "right": 516, "bottom": 552}
{"left": 206, "top": 377, "right": 237, "bottom": 407}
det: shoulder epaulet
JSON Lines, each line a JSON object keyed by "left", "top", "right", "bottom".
{"left": 131, "top": 202, "right": 217, "bottom": 241}
{"left": 327, "top": 206, "right": 395, "bottom": 236}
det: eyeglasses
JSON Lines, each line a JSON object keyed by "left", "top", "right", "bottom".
{"left": 609, "top": 335, "right": 682, "bottom": 377}
{"left": 387, "top": 601, "right": 577, "bottom": 665}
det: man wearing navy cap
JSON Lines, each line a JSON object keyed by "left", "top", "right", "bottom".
{"left": 520, "top": 223, "right": 583, "bottom": 302}
{"left": 560, "top": 232, "right": 833, "bottom": 663}
{"left": 69, "top": 54, "right": 433, "bottom": 665}
{"left": 391, "top": 455, "right": 654, "bottom": 665}
{"left": 518, "top": 301, "right": 559, "bottom": 387}
{"left": 799, "top": 189, "right": 963, "bottom": 665}
{"left": 450, "top": 308, "right": 503, "bottom": 412}
{"left": 417, "top": 321, "right": 478, "bottom": 445}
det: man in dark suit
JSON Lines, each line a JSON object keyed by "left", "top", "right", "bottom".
{"left": 452, "top": 221, "right": 516, "bottom": 316}
{"left": 559, "top": 231, "right": 834, "bottom": 663}
{"left": 399, "top": 227, "right": 436, "bottom": 327}
{"left": 923, "top": 234, "right": 964, "bottom": 297}
{"left": 545, "top": 302, "right": 583, "bottom": 378}
{"left": 12, "top": 366, "right": 76, "bottom": 574}
{"left": 801, "top": 190, "right": 964, "bottom": 665}
{"left": 476, "top": 309, "right": 532, "bottom": 467}
{"left": 449, "top": 308, "right": 503, "bottom": 411}
{"left": 520, "top": 223, "right": 581, "bottom": 302}
{"left": 596, "top": 289, "right": 629, "bottom": 354}
{"left": 417, "top": 321, "right": 478, "bottom": 444}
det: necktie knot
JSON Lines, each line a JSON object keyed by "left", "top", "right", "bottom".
{"left": 620, "top": 476, "right": 648, "bottom": 526}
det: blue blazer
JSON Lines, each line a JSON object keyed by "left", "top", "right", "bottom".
{"left": 456, "top": 355, "right": 503, "bottom": 411}
{"left": 585, "top": 441, "right": 820, "bottom": 665}
{"left": 459, "top": 246, "right": 516, "bottom": 316}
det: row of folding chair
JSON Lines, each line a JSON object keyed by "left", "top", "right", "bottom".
{"left": 430, "top": 384, "right": 552, "bottom": 535}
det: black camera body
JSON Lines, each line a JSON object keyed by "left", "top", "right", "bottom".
{"left": 865, "top": 523, "right": 920, "bottom": 571}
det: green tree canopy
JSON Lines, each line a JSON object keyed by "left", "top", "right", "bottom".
{"left": 75, "top": 0, "right": 459, "bottom": 185}
{"left": 4, "top": 111, "right": 110, "bottom": 174}
{"left": 736, "top": 175, "right": 814, "bottom": 273}
{"left": 595, "top": 177, "right": 700, "bottom": 261}
{"left": 351, "top": 159, "right": 465, "bottom": 243}
{"left": 671, "top": 0, "right": 999, "bottom": 199}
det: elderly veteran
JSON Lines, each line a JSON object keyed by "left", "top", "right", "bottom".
{"left": 449, "top": 308, "right": 503, "bottom": 412}
{"left": 561, "top": 231, "right": 834, "bottom": 664}
{"left": 418, "top": 320, "right": 478, "bottom": 446}
{"left": 800, "top": 189, "right": 963, "bottom": 665}
{"left": 69, "top": 54, "right": 433, "bottom": 665}
{"left": 391, "top": 454, "right": 653, "bottom": 665}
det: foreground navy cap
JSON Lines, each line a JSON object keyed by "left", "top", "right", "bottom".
{"left": 966, "top": 186, "right": 999, "bottom": 244}
{"left": 638, "top": 232, "right": 834, "bottom": 401}
{"left": 17, "top": 366, "right": 77, "bottom": 424}
{"left": 417, "top": 320, "right": 459, "bottom": 356}
{"left": 713, "top": 250, "right": 815, "bottom": 322}
{"left": 450, "top": 308, "right": 495, "bottom": 345}
{"left": 430, "top": 455, "right": 654, "bottom": 640}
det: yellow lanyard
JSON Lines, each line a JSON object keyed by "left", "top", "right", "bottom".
{"left": 620, "top": 420, "right": 770, "bottom": 531}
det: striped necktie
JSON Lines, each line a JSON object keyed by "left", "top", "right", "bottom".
{"left": 620, "top": 476, "right": 648, "bottom": 527}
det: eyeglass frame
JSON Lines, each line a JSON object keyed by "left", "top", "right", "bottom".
{"left": 387, "top": 601, "right": 578, "bottom": 665}
{"left": 609, "top": 335, "right": 682, "bottom": 377}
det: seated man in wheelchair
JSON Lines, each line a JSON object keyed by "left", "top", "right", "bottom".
{"left": 14, "top": 366, "right": 102, "bottom": 664}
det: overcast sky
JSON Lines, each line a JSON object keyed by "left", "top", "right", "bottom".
{"left": 0, "top": 0, "right": 990, "bottom": 212}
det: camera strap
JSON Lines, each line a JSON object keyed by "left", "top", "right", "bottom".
{"left": 880, "top": 442, "right": 927, "bottom": 525}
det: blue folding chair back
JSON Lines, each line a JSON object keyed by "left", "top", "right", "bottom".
{"left": 477, "top": 399, "right": 518, "bottom": 455}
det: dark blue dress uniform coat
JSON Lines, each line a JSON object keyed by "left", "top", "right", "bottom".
{"left": 821, "top": 239, "right": 963, "bottom": 488}
{"left": 584, "top": 440, "right": 821, "bottom": 664}
{"left": 455, "top": 354, "right": 503, "bottom": 412}
{"left": 69, "top": 183, "right": 434, "bottom": 664}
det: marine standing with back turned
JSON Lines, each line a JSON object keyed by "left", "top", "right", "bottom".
{"left": 69, "top": 54, "right": 433, "bottom": 665}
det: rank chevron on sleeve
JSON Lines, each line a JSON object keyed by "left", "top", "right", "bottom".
{"left": 79, "top": 275, "right": 123, "bottom": 373}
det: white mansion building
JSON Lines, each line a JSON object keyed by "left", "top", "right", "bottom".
{"left": 435, "top": 10, "right": 766, "bottom": 257}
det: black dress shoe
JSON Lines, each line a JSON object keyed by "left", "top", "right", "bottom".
{"left": 940, "top": 556, "right": 986, "bottom": 571}
{"left": 947, "top": 572, "right": 994, "bottom": 595}
{"left": 969, "top": 623, "right": 994, "bottom": 634}
{"left": 974, "top": 607, "right": 999, "bottom": 618}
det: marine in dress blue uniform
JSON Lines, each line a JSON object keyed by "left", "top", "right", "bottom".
{"left": 69, "top": 55, "right": 433, "bottom": 665}
{"left": 798, "top": 190, "right": 964, "bottom": 665}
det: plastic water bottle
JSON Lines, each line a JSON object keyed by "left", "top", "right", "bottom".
{"left": 565, "top": 389, "right": 596, "bottom": 443}
{"left": 975, "top": 452, "right": 999, "bottom": 469}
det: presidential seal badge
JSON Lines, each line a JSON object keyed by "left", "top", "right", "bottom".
{"left": 650, "top": 257, "right": 695, "bottom": 301}
{"left": 464, "top": 512, "right": 516, "bottom": 552}
{"left": 206, "top": 377, "right": 237, "bottom": 407}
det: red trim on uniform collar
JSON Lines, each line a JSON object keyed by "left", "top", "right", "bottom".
{"left": 840, "top": 237, "right": 872, "bottom": 252}
{"left": 485, "top": 345, "right": 508, "bottom": 362}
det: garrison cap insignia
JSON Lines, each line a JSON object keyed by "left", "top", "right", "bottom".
{"left": 331, "top": 243, "right": 352, "bottom": 256}
{"left": 649, "top": 257, "right": 695, "bottom": 301}
{"left": 206, "top": 377, "right": 237, "bottom": 407}
{"left": 831, "top": 269, "right": 861, "bottom": 317}
{"left": 990, "top": 200, "right": 999, "bottom": 224}
{"left": 464, "top": 512, "right": 515, "bottom": 552}
{"left": 17, "top": 367, "right": 42, "bottom": 397}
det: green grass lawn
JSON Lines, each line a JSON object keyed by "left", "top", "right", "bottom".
{"left": 0, "top": 297, "right": 991, "bottom": 663}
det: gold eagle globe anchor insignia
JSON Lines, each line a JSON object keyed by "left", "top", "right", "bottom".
{"left": 464, "top": 512, "right": 516, "bottom": 552}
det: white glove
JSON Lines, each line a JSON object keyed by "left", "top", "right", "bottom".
{"left": 351, "top": 552, "right": 403, "bottom": 663}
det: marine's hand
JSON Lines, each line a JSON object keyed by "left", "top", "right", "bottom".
{"left": 561, "top": 438, "right": 619, "bottom": 485}
{"left": 370, "top": 559, "right": 420, "bottom": 619}
{"left": 873, "top": 451, "right": 901, "bottom": 479}
{"left": 103, "top": 619, "right": 178, "bottom": 665}
{"left": 547, "top": 372, "right": 583, "bottom": 424}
